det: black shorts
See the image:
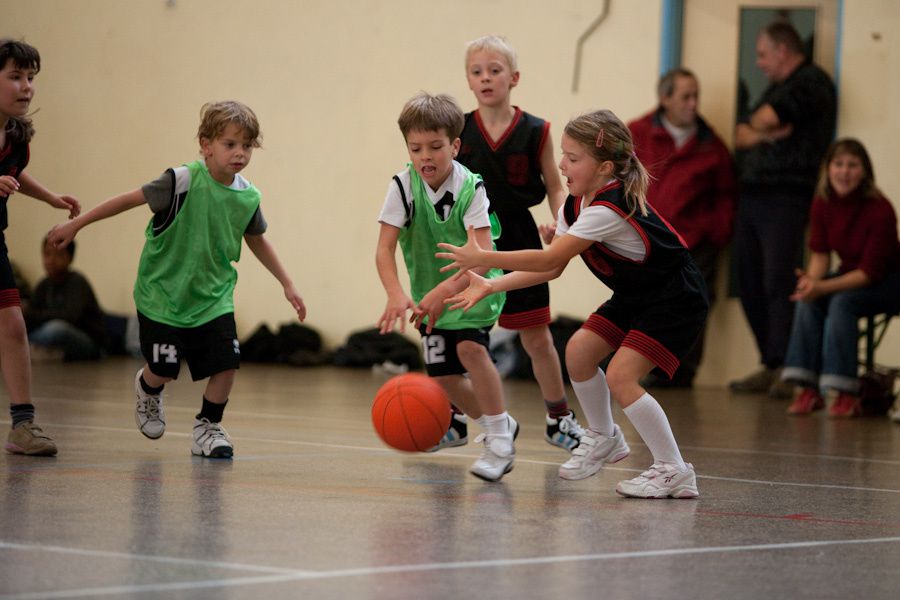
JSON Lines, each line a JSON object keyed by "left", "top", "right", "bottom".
{"left": 138, "top": 312, "right": 240, "bottom": 381}
{"left": 418, "top": 325, "right": 492, "bottom": 377}
{"left": 0, "top": 244, "right": 21, "bottom": 309}
{"left": 582, "top": 287, "right": 708, "bottom": 380}
{"left": 495, "top": 213, "right": 551, "bottom": 329}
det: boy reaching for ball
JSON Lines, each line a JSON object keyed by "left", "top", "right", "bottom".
{"left": 375, "top": 92, "right": 518, "bottom": 482}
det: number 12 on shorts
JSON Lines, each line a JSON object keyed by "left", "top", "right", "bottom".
{"left": 422, "top": 334, "right": 446, "bottom": 365}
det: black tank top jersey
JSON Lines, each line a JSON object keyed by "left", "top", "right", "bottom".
{"left": 0, "top": 139, "right": 29, "bottom": 233}
{"left": 563, "top": 182, "right": 700, "bottom": 300}
{"left": 458, "top": 108, "right": 548, "bottom": 216}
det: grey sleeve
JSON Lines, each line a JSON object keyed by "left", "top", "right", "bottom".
{"left": 140, "top": 170, "right": 175, "bottom": 213}
{"left": 245, "top": 206, "right": 267, "bottom": 235}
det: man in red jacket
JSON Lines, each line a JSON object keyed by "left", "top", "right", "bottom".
{"left": 628, "top": 68, "right": 736, "bottom": 387}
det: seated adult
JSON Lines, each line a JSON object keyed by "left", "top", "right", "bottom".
{"left": 781, "top": 139, "right": 900, "bottom": 417}
{"left": 24, "top": 237, "right": 105, "bottom": 361}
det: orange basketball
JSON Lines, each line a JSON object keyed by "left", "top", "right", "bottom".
{"left": 371, "top": 373, "right": 451, "bottom": 452}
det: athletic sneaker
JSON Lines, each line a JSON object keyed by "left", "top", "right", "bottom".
{"left": 191, "top": 418, "right": 234, "bottom": 458}
{"left": 425, "top": 412, "right": 468, "bottom": 452}
{"left": 5, "top": 421, "right": 57, "bottom": 456}
{"left": 545, "top": 410, "right": 586, "bottom": 451}
{"left": 469, "top": 416, "right": 518, "bottom": 482}
{"left": 558, "top": 425, "right": 630, "bottom": 480}
{"left": 134, "top": 369, "right": 165, "bottom": 439}
{"left": 828, "top": 392, "right": 861, "bottom": 418}
{"left": 787, "top": 387, "right": 825, "bottom": 415}
{"left": 615, "top": 462, "right": 699, "bottom": 499}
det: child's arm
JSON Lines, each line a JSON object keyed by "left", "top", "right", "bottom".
{"left": 375, "top": 223, "right": 417, "bottom": 334}
{"left": 14, "top": 171, "right": 81, "bottom": 218}
{"left": 244, "top": 233, "right": 307, "bottom": 322}
{"left": 47, "top": 188, "right": 147, "bottom": 248}
{"left": 437, "top": 225, "right": 592, "bottom": 273}
{"left": 445, "top": 267, "right": 563, "bottom": 313}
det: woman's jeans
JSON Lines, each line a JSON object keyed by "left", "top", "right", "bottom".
{"left": 782, "top": 271, "right": 900, "bottom": 394}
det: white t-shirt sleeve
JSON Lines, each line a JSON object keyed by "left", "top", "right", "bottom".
{"left": 561, "top": 204, "right": 647, "bottom": 261}
{"left": 377, "top": 173, "right": 409, "bottom": 228}
{"left": 463, "top": 184, "right": 491, "bottom": 229}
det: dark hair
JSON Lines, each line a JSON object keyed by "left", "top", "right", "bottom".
{"left": 397, "top": 92, "right": 465, "bottom": 140}
{"left": 42, "top": 235, "right": 75, "bottom": 260}
{"left": 657, "top": 67, "right": 696, "bottom": 100}
{"left": 761, "top": 21, "right": 805, "bottom": 56}
{"left": 0, "top": 39, "right": 41, "bottom": 145}
{"left": 815, "top": 138, "right": 879, "bottom": 199}
{"left": 564, "top": 109, "right": 650, "bottom": 216}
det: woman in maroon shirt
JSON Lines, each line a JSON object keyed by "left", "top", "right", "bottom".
{"left": 781, "top": 138, "right": 900, "bottom": 416}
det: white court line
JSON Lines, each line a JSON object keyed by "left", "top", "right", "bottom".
{"left": 2, "top": 536, "right": 900, "bottom": 599}
{"left": 5, "top": 422, "right": 900, "bottom": 495}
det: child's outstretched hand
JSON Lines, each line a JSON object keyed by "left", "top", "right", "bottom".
{"left": 47, "top": 220, "right": 78, "bottom": 249}
{"left": 378, "top": 294, "right": 416, "bottom": 334}
{"left": 48, "top": 194, "right": 81, "bottom": 219}
{"left": 411, "top": 288, "right": 446, "bottom": 334}
{"left": 0, "top": 176, "right": 20, "bottom": 197}
{"left": 436, "top": 225, "right": 484, "bottom": 273}
{"left": 539, "top": 222, "right": 557, "bottom": 245}
{"left": 284, "top": 284, "right": 307, "bottom": 321}
{"left": 444, "top": 271, "right": 493, "bottom": 312}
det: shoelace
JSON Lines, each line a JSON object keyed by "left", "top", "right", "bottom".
{"left": 198, "top": 420, "right": 229, "bottom": 444}
{"left": 137, "top": 397, "right": 160, "bottom": 419}
{"left": 558, "top": 415, "right": 586, "bottom": 438}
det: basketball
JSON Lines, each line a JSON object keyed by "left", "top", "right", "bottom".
{"left": 371, "top": 373, "right": 451, "bottom": 452}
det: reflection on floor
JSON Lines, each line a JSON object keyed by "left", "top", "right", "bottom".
{"left": 2, "top": 358, "right": 899, "bottom": 599}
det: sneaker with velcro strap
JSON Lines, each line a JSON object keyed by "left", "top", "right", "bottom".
{"left": 192, "top": 418, "right": 234, "bottom": 458}
{"left": 558, "top": 425, "right": 629, "bottom": 480}
{"left": 615, "top": 462, "right": 699, "bottom": 499}
{"left": 469, "top": 415, "right": 519, "bottom": 482}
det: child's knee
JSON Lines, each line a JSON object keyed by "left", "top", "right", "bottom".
{"left": 520, "top": 327, "right": 554, "bottom": 356}
{"left": 456, "top": 340, "right": 488, "bottom": 363}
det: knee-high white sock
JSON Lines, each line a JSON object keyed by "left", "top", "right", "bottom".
{"left": 622, "top": 393, "right": 686, "bottom": 469}
{"left": 571, "top": 369, "right": 615, "bottom": 436}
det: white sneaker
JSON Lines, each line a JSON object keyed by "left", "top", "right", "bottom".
{"left": 615, "top": 462, "right": 699, "bottom": 498}
{"left": 134, "top": 369, "right": 165, "bottom": 439}
{"left": 191, "top": 418, "right": 234, "bottom": 458}
{"left": 469, "top": 416, "right": 517, "bottom": 482}
{"left": 545, "top": 410, "right": 586, "bottom": 451}
{"left": 558, "top": 425, "right": 630, "bottom": 480}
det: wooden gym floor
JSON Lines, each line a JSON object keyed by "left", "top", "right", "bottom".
{"left": 1, "top": 357, "right": 899, "bottom": 599}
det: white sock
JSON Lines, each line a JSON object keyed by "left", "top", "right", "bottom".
{"left": 570, "top": 369, "right": 615, "bottom": 436}
{"left": 482, "top": 412, "right": 511, "bottom": 436}
{"left": 622, "top": 393, "right": 686, "bottom": 469}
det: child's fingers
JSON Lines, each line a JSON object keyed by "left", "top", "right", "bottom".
{"left": 438, "top": 261, "right": 460, "bottom": 273}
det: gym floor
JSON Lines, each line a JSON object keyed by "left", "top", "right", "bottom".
{"left": 2, "top": 358, "right": 899, "bottom": 599}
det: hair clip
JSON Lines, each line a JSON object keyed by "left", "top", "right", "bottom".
{"left": 595, "top": 129, "right": 604, "bottom": 148}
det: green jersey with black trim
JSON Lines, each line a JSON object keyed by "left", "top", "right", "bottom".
{"left": 398, "top": 164, "right": 505, "bottom": 329}
{"left": 134, "top": 160, "right": 261, "bottom": 327}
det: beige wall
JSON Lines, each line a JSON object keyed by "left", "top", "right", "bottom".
{"left": 4, "top": 0, "right": 898, "bottom": 380}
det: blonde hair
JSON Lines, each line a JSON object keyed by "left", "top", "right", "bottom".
{"left": 464, "top": 35, "right": 517, "bottom": 72}
{"left": 197, "top": 101, "right": 261, "bottom": 147}
{"left": 397, "top": 92, "right": 465, "bottom": 140}
{"left": 564, "top": 110, "right": 650, "bottom": 216}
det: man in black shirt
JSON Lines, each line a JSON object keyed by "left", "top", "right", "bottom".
{"left": 731, "top": 21, "right": 836, "bottom": 397}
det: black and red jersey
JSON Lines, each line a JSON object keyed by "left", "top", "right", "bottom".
{"left": 458, "top": 107, "right": 549, "bottom": 217}
{"left": 0, "top": 138, "right": 30, "bottom": 232}
{"left": 563, "top": 182, "right": 703, "bottom": 301}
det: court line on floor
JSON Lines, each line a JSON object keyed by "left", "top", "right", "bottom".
{"left": 2, "top": 535, "right": 900, "bottom": 599}
{"left": 5, "top": 421, "right": 900, "bottom": 495}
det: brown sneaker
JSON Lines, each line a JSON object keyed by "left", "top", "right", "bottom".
{"left": 6, "top": 421, "right": 58, "bottom": 456}
{"left": 729, "top": 368, "right": 775, "bottom": 394}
